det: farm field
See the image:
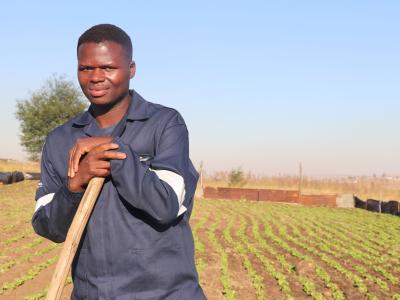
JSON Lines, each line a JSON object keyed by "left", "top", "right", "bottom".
{"left": 0, "top": 181, "right": 399, "bottom": 299}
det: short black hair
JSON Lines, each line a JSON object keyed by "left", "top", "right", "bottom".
{"left": 77, "top": 24, "right": 133, "bottom": 60}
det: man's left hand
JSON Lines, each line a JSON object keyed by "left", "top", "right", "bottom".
{"left": 68, "top": 136, "right": 114, "bottom": 178}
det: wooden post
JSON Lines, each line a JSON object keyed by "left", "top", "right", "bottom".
{"left": 298, "top": 162, "right": 303, "bottom": 203}
{"left": 198, "top": 161, "right": 204, "bottom": 197}
{"left": 46, "top": 177, "right": 105, "bottom": 300}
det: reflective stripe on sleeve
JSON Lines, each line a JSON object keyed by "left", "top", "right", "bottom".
{"left": 34, "top": 193, "right": 55, "bottom": 212}
{"left": 150, "top": 169, "right": 187, "bottom": 216}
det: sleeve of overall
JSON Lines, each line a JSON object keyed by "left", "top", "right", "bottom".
{"left": 111, "top": 112, "right": 189, "bottom": 225}
{"left": 32, "top": 137, "right": 84, "bottom": 243}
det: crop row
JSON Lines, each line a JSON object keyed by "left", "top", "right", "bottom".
{"left": 291, "top": 218, "right": 393, "bottom": 295}
{"left": 0, "top": 242, "right": 58, "bottom": 275}
{"left": 200, "top": 199, "right": 400, "bottom": 299}
{"left": 0, "top": 228, "right": 33, "bottom": 248}
{"left": 0, "top": 256, "right": 58, "bottom": 294}
{"left": 209, "top": 202, "right": 343, "bottom": 300}
{"left": 23, "top": 276, "right": 73, "bottom": 300}
{"left": 239, "top": 203, "right": 348, "bottom": 300}
{"left": 294, "top": 217, "right": 398, "bottom": 287}
{"left": 278, "top": 221, "right": 379, "bottom": 300}
{"left": 222, "top": 214, "right": 266, "bottom": 300}
{"left": 298, "top": 208, "right": 400, "bottom": 264}
{"left": 192, "top": 209, "right": 209, "bottom": 277}
{"left": 206, "top": 213, "right": 236, "bottom": 299}
{"left": 0, "top": 235, "right": 44, "bottom": 258}
{"left": 243, "top": 208, "right": 346, "bottom": 300}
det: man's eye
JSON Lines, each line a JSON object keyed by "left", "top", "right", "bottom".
{"left": 103, "top": 66, "right": 114, "bottom": 71}
{"left": 79, "top": 67, "right": 90, "bottom": 71}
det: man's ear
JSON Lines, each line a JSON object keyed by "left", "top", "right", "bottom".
{"left": 129, "top": 61, "right": 136, "bottom": 79}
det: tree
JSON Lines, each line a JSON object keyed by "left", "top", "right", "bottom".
{"left": 15, "top": 75, "right": 87, "bottom": 161}
{"left": 228, "top": 167, "right": 247, "bottom": 187}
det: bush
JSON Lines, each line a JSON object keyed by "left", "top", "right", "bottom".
{"left": 228, "top": 167, "right": 247, "bottom": 187}
{"left": 15, "top": 75, "right": 86, "bottom": 161}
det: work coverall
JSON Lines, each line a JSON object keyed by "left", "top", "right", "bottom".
{"left": 32, "top": 90, "right": 206, "bottom": 299}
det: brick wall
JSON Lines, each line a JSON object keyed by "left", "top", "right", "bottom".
{"left": 299, "top": 194, "right": 337, "bottom": 207}
{"left": 258, "top": 189, "right": 299, "bottom": 202}
{"left": 217, "top": 187, "right": 259, "bottom": 201}
{"left": 204, "top": 187, "right": 218, "bottom": 198}
{"left": 203, "top": 186, "right": 338, "bottom": 207}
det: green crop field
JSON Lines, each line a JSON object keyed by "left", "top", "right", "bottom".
{"left": 0, "top": 180, "right": 399, "bottom": 299}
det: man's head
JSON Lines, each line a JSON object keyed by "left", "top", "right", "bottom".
{"left": 77, "top": 24, "right": 133, "bottom": 61}
{"left": 77, "top": 24, "right": 135, "bottom": 108}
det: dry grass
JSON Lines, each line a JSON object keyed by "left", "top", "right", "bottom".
{"left": 0, "top": 159, "right": 39, "bottom": 173}
{"left": 2, "top": 159, "right": 398, "bottom": 201}
{"left": 202, "top": 173, "right": 400, "bottom": 201}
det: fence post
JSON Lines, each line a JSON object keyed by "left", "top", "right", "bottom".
{"left": 298, "top": 162, "right": 303, "bottom": 203}
{"left": 198, "top": 161, "right": 204, "bottom": 198}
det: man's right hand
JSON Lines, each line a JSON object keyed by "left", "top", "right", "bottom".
{"left": 67, "top": 142, "right": 126, "bottom": 192}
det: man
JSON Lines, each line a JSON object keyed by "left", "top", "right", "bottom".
{"left": 32, "top": 24, "right": 206, "bottom": 299}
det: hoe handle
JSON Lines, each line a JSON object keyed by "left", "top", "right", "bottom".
{"left": 46, "top": 177, "right": 105, "bottom": 300}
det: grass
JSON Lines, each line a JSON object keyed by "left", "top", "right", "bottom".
{"left": 201, "top": 174, "right": 400, "bottom": 200}
{"left": 0, "top": 159, "right": 39, "bottom": 173}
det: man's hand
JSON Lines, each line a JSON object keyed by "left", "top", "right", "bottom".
{"left": 68, "top": 136, "right": 113, "bottom": 178}
{"left": 67, "top": 143, "right": 126, "bottom": 192}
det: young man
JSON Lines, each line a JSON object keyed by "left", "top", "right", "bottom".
{"left": 32, "top": 24, "right": 206, "bottom": 299}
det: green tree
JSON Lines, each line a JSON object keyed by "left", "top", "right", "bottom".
{"left": 15, "top": 75, "right": 87, "bottom": 161}
{"left": 228, "top": 167, "right": 247, "bottom": 187}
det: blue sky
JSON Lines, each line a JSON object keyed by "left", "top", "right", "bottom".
{"left": 1, "top": 1, "right": 399, "bottom": 175}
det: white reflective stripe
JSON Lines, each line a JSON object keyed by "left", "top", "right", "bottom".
{"left": 150, "top": 169, "right": 186, "bottom": 216}
{"left": 34, "top": 193, "right": 55, "bottom": 212}
{"left": 178, "top": 205, "right": 187, "bottom": 216}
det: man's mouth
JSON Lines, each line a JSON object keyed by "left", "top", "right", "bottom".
{"left": 88, "top": 88, "right": 109, "bottom": 97}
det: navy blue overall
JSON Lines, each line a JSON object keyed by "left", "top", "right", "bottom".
{"left": 32, "top": 90, "right": 206, "bottom": 299}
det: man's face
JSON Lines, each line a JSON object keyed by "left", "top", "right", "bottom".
{"left": 77, "top": 41, "right": 135, "bottom": 106}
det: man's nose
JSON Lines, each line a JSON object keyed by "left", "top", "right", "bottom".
{"left": 90, "top": 68, "right": 105, "bottom": 82}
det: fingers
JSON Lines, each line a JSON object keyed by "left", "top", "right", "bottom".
{"left": 68, "top": 146, "right": 77, "bottom": 178}
{"left": 92, "top": 160, "right": 111, "bottom": 169}
{"left": 83, "top": 148, "right": 126, "bottom": 179}
{"left": 68, "top": 140, "right": 126, "bottom": 180}
{"left": 72, "top": 143, "right": 95, "bottom": 174}
{"left": 81, "top": 154, "right": 116, "bottom": 179}
{"left": 69, "top": 142, "right": 121, "bottom": 178}
{"left": 93, "top": 168, "right": 111, "bottom": 177}
{"left": 68, "top": 137, "right": 113, "bottom": 177}
{"left": 94, "top": 149, "right": 127, "bottom": 161}
{"left": 67, "top": 162, "right": 111, "bottom": 192}
{"left": 85, "top": 160, "right": 112, "bottom": 177}
{"left": 92, "top": 142, "right": 121, "bottom": 153}
{"left": 72, "top": 147, "right": 88, "bottom": 175}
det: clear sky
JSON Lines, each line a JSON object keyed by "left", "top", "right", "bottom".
{"left": 1, "top": 1, "right": 399, "bottom": 176}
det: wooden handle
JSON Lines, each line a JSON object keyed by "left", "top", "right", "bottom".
{"left": 46, "top": 177, "right": 105, "bottom": 300}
